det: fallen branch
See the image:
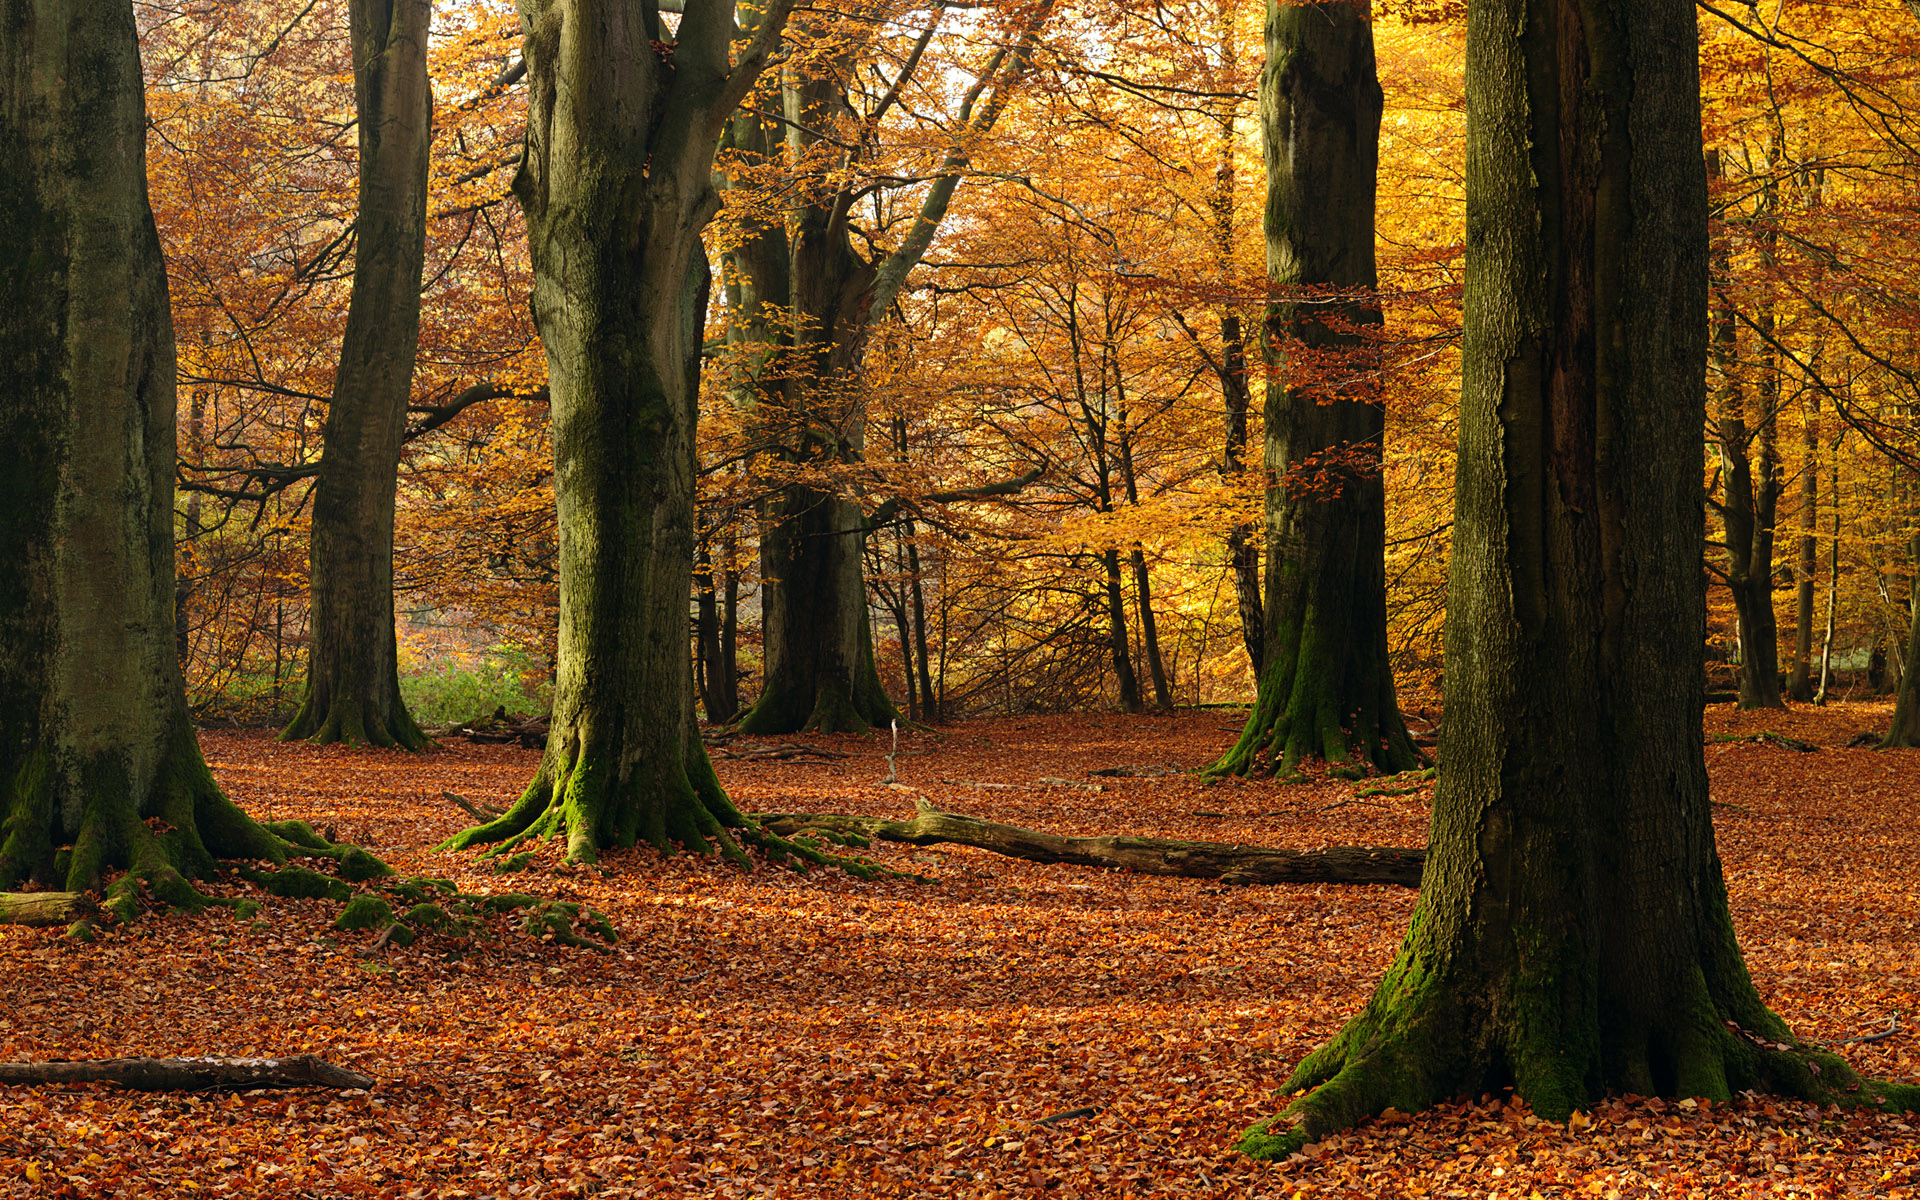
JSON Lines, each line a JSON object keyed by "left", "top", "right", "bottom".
{"left": 1087, "top": 764, "right": 1180, "bottom": 778}
{"left": 0, "top": 1055, "right": 374, "bottom": 1091}
{"left": 752, "top": 798, "right": 1425, "bottom": 887}
{"left": 1814, "top": 1012, "right": 1902, "bottom": 1047}
{"left": 0, "top": 892, "right": 101, "bottom": 928}
{"left": 441, "top": 791, "right": 503, "bottom": 822}
{"left": 711, "top": 742, "right": 850, "bottom": 762}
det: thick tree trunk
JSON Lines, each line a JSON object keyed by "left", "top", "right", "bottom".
{"left": 1238, "top": 0, "right": 1917, "bottom": 1160}
{"left": 753, "top": 801, "right": 1424, "bottom": 886}
{"left": 282, "top": 0, "right": 434, "bottom": 749}
{"left": 0, "top": 1056, "right": 373, "bottom": 1092}
{"left": 1209, "top": 0, "right": 1419, "bottom": 778}
{"left": 440, "top": 0, "right": 793, "bottom": 862}
{"left": 1880, "top": 531, "right": 1920, "bottom": 748}
{"left": 0, "top": 0, "right": 288, "bottom": 921}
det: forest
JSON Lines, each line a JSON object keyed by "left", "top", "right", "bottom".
{"left": 1, "top": 0, "right": 1918, "bottom": 1195}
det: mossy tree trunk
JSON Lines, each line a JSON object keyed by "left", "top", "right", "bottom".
{"left": 0, "top": 0, "right": 287, "bottom": 919}
{"left": 441, "top": 0, "right": 793, "bottom": 862}
{"left": 283, "top": 0, "right": 435, "bottom": 749}
{"left": 1208, "top": 0, "right": 1419, "bottom": 778}
{"left": 1880, "top": 531, "right": 1920, "bottom": 748}
{"left": 1238, "top": 0, "right": 1918, "bottom": 1159}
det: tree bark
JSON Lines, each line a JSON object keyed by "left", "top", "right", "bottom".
{"left": 1102, "top": 549, "right": 1143, "bottom": 712}
{"left": 753, "top": 801, "right": 1423, "bottom": 887}
{"left": 0, "top": 1056, "right": 373, "bottom": 1092}
{"left": 282, "top": 0, "right": 435, "bottom": 749}
{"left": 1208, "top": 0, "right": 1419, "bottom": 778}
{"left": 0, "top": 0, "right": 289, "bottom": 921}
{"left": 439, "top": 0, "right": 794, "bottom": 862}
{"left": 1237, "top": 0, "right": 1918, "bottom": 1160}
{"left": 1880, "top": 530, "right": 1920, "bottom": 747}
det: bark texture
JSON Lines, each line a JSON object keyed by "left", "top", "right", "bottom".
{"left": 0, "top": 0, "right": 287, "bottom": 921}
{"left": 754, "top": 801, "right": 1424, "bottom": 886}
{"left": 283, "top": 0, "right": 435, "bottom": 748}
{"left": 1238, "top": 0, "right": 1917, "bottom": 1159}
{"left": 1209, "top": 0, "right": 1419, "bottom": 778}
{"left": 440, "top": 0, "right": 793, "bottom": 862}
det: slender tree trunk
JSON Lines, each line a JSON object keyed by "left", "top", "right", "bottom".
{"left": 176, "top": 381, "right": 208, "bottom": 668}
{"left": 1208, "top": 0, "right": 1418, "bottom": 778}
{"left": 0, "top": 0, "right": 287, "bottom": 919}
{"left": 1883, "top": 528, "right": 1920, "bottom": 747}
{"left": 442, "top": 0, "right": 794, "bottom": 862}
{"left": 903, "top": 523, "right": 938, "bottom": 722}
{"left": 1130, "top": 550, "right": 1173, "bottom": 710}
{"left": 1238, "top": 0, "right": 1917, "bottom": 1160}
{"left": 1103, "top": 550, "right": 1142, "bottom": 712}
{"left": 282, "top": 0, "right": 434, "bottom": 749}
{"left": 1213, "top": 0, "right": 1264, "bottom": 672}
{"left": 1786, "top": 392, "right": 1819, "bottom": 701}
{"left": 694, "top": 528, "right": 737, "bottom": 724}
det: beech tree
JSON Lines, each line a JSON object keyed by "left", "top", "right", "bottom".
{"left": 0, "top": 0, "right": 288, "bottom": 917}
{"left": 1208, "top": 0, "right": 1421, "bottom": 777}
{"left": 1237, "top": 0, "right": 1918, "bottom": 1158}
{"left": 441, "top": 0, "right": 798, "bottom": 860}
{"left": 725, "top": 0, "right": 1054, "bottom": 735}
{"left": 281, "top": 0, "right": 436, "bottom": 748}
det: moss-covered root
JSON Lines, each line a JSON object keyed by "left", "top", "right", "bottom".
{"left": 1204, "top": 656, "right": 1423, "bottom": 781}
{"left": 279, "top": 690, "right": 433, "bottom": 751}
{"left": 436, "top": 737, "right": 899, "bottom": 879}
{"left": 1236, "top": 995, "right": 1920, "bottom": 1162}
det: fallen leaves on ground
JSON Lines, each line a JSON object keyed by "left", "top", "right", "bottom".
{"left": 0, "top": 703, "right": 1915, "bottom": 1197}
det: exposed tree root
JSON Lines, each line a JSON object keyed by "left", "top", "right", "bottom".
{"left": 1206, "top": 637, "right": 1425, "bottom": 780}
{"left": 752, "top": 798, "right": 1425, "bottom": 886}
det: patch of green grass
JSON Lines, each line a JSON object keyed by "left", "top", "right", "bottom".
{"left": 399, "top": 646, "right": 552, "bottom": 727}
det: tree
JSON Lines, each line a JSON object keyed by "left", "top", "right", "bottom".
{"left": 0, "top": 0, "right": 288, "bottom": 918}
{"left": 1237, "top": 0, "right": 1918, "bottom": 1159}
{"left": 281, "top": 0, "right": 437, "bottom": 748}
{"left": 726, "top": 0, "right": 1054, "bottom": 735}
{"left": 441, "top": 0, "right": 797, "bottom": 861}
{"left": 1881, "top": 528, "right": 1920, "bottom": 746}
{"left": 1207, "top": 0, "right": 1421, "bottom": 778}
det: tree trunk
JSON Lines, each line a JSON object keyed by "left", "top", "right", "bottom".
{"left": 1208, "top": 0, "right": 1419, "bottom": 779}
{"left": 282, "top": 0, "right": 434, "bottom": 750}
{"left": 1237, "top": 0, "right": 1918, "bottom": 1160}
{"left": 1103, "top": 549, "right": 1143, "bottom": 712}
{"left": 754, "top": 801, "right": 1424, "bottom": 887}
{"left": 440, "top": 0, "right": 793, "bottom": 862}
{"left": 1131, "top": 549, "right": 1174, "bottom": 710}
{"left": 1880, "top": 530, "right": 1920, "bottom": 748}
{"left": 905, "top": 523, "right": 939, "bottom": 721}
{"left": 0, "top": 0, "right": 288, "bottom": 921}
{"left": 1786, "top": 393, "right": 1818, "bottom": 701}
{"left": 1709, "top": 154, "right": 1783, "bottom": 711}
{"left": 694, "top": 530, "right": 737, "bottom": 724}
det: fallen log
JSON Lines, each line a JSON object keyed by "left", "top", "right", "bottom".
{"left": 0, "top": 1055, "right": 374, "bottom": 1091}
{"left": 752, "top": 799, "right": 1424, "bottom": 887}
{"left": 0, "top": 892, "right": 101, "bottom": 928}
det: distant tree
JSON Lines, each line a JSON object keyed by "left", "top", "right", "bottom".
{"left": 0, "top": 0, "right": 288, "bottom": 917}
{"left": 1208, "top": 0, "right": 1421, "bottom": 777}
{"left": 282, "top": 0, "right": 437, "bottom": 748}
{"left": 1238, "top": 0, "right": 1918, "bottom": 1158}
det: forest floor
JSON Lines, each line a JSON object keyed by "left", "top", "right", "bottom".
{"left": 1, "top": 702, "right": 1917, "bottom": 1198}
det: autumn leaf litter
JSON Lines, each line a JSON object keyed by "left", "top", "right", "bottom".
{"left": 0, "top": 705, "right": 1914, "bottom": 1197}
